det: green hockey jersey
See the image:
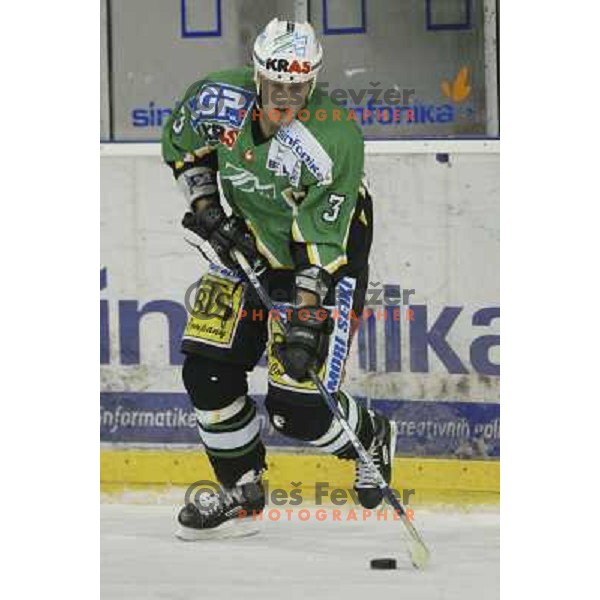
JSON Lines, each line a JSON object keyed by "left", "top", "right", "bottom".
{"left": 162, "top": 66, "right": 365, "bottom": 274}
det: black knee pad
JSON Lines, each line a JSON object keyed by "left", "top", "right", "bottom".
{"left": 265, "top": 387, "right": 334, "bottom": 441}
{"left": 182, "top": 354, "right": 248, "bottom": 410}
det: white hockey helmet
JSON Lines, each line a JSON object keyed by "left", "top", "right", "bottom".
{"left": 252, "top": 18, "right": 323, "bottom": 89}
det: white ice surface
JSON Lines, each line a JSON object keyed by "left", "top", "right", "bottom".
{"left": 101, "top": 504, "right": 499, "bottom": 600}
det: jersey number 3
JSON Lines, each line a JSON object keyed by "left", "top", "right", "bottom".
{"left": 322, "top": 194, "right": 345, "bottom": 223}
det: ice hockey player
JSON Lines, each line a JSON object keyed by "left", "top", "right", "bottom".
{"left": 162, "top": 18, "right": 397, "bottom": 539}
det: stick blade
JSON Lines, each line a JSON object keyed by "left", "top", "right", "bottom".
{"left": 401, "top": 514, "right": 431, "bottom": 569}
{"left": 409, "top": 541, "right": 430, "bottom": 570}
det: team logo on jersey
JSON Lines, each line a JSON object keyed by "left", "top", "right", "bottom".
{"left": 188, "top": 82, "right": 254, "bottom": 130}
{"left": 199, "top": 122, "right": 240, "bottom": 149}
{"left": 265, "top": 58, "right": 311, "bottom": 74}
{"left": 199, "top": 122, "right": 224, "bottom": 143}
{"left": 221, "top": 163, "right": 276, "bottom": 199}
{"left": 243, "top": 149, "right": 255, "bottom": 163}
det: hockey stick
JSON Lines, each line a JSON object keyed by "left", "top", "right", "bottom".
{"left": 229, "top": 249, "right": 431, "bottom": 570}
{"left": 183, "top": 230, "right": 429, "bottom": 568}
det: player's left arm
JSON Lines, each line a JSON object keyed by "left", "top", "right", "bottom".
{"left": 275, "top": 135, "right": 364, "bottom": 382}
{"left": 291, "top": 133, "right": 364, "bottom": 278}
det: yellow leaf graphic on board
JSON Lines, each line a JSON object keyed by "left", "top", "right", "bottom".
{"left": 441, "top": 66, "right": 472, "bottom": 103}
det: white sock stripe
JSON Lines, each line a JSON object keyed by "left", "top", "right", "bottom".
{"left": 198, "top": 413, "right": 261, "bottom": 450}
{"left": 318, "top": 427, "right": 351, "bottom": 454}
{"left": 194, "top": 396, "right": 247, "bottom": 426}
{"left": 315, "top": 394, "right": 360, "bottom": 454}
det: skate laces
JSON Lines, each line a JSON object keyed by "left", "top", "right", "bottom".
{"left": 354, "top": 435, "right": 384, "bottom": 488}
{"left": 354, "top": 412, "right": 384, "bottom": 488}
{"left": 355, "top": 459, "right": 379, "bottom": 487}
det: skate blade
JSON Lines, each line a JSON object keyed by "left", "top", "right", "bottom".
{"left": 175, "top": 517, "right": 260, "bottom": 541}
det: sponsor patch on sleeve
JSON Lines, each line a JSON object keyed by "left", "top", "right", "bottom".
{"left": 187, "top": 82, "right": 254, "bottom": 131}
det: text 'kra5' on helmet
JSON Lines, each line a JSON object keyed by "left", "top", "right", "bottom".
{"left": 252, "top": 18, "right": 323, "bottom": 88}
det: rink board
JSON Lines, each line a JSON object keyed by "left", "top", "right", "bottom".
{"left": 101, "top": 392, "right": 499, "bottom": 457}
{"left": 100, "top": 449, "right": 499, "bottom": 505}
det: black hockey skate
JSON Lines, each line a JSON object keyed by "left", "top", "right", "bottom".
{"left": 354, "top": 412, "right": 397, "bottom": 509}
{"left": 176, "top": 472, "right": 265, "bottom": 540}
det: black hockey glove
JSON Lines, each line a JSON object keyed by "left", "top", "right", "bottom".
{"left": 182, "top": 207, "right": 262, "bottom": 272}
{"left": 275, "top": 306, "right": 334, "bottom": 381}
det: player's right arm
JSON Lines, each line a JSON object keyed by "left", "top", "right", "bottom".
{"left": 162, "top": 81, "right": 220, "bottom": 210}
{"left": 162, "top": 80, "right": 261, "bottom": 271}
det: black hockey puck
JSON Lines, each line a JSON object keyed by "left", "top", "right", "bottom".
{"left": 370, "top": 558, "right": 397, "bottom": 570}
